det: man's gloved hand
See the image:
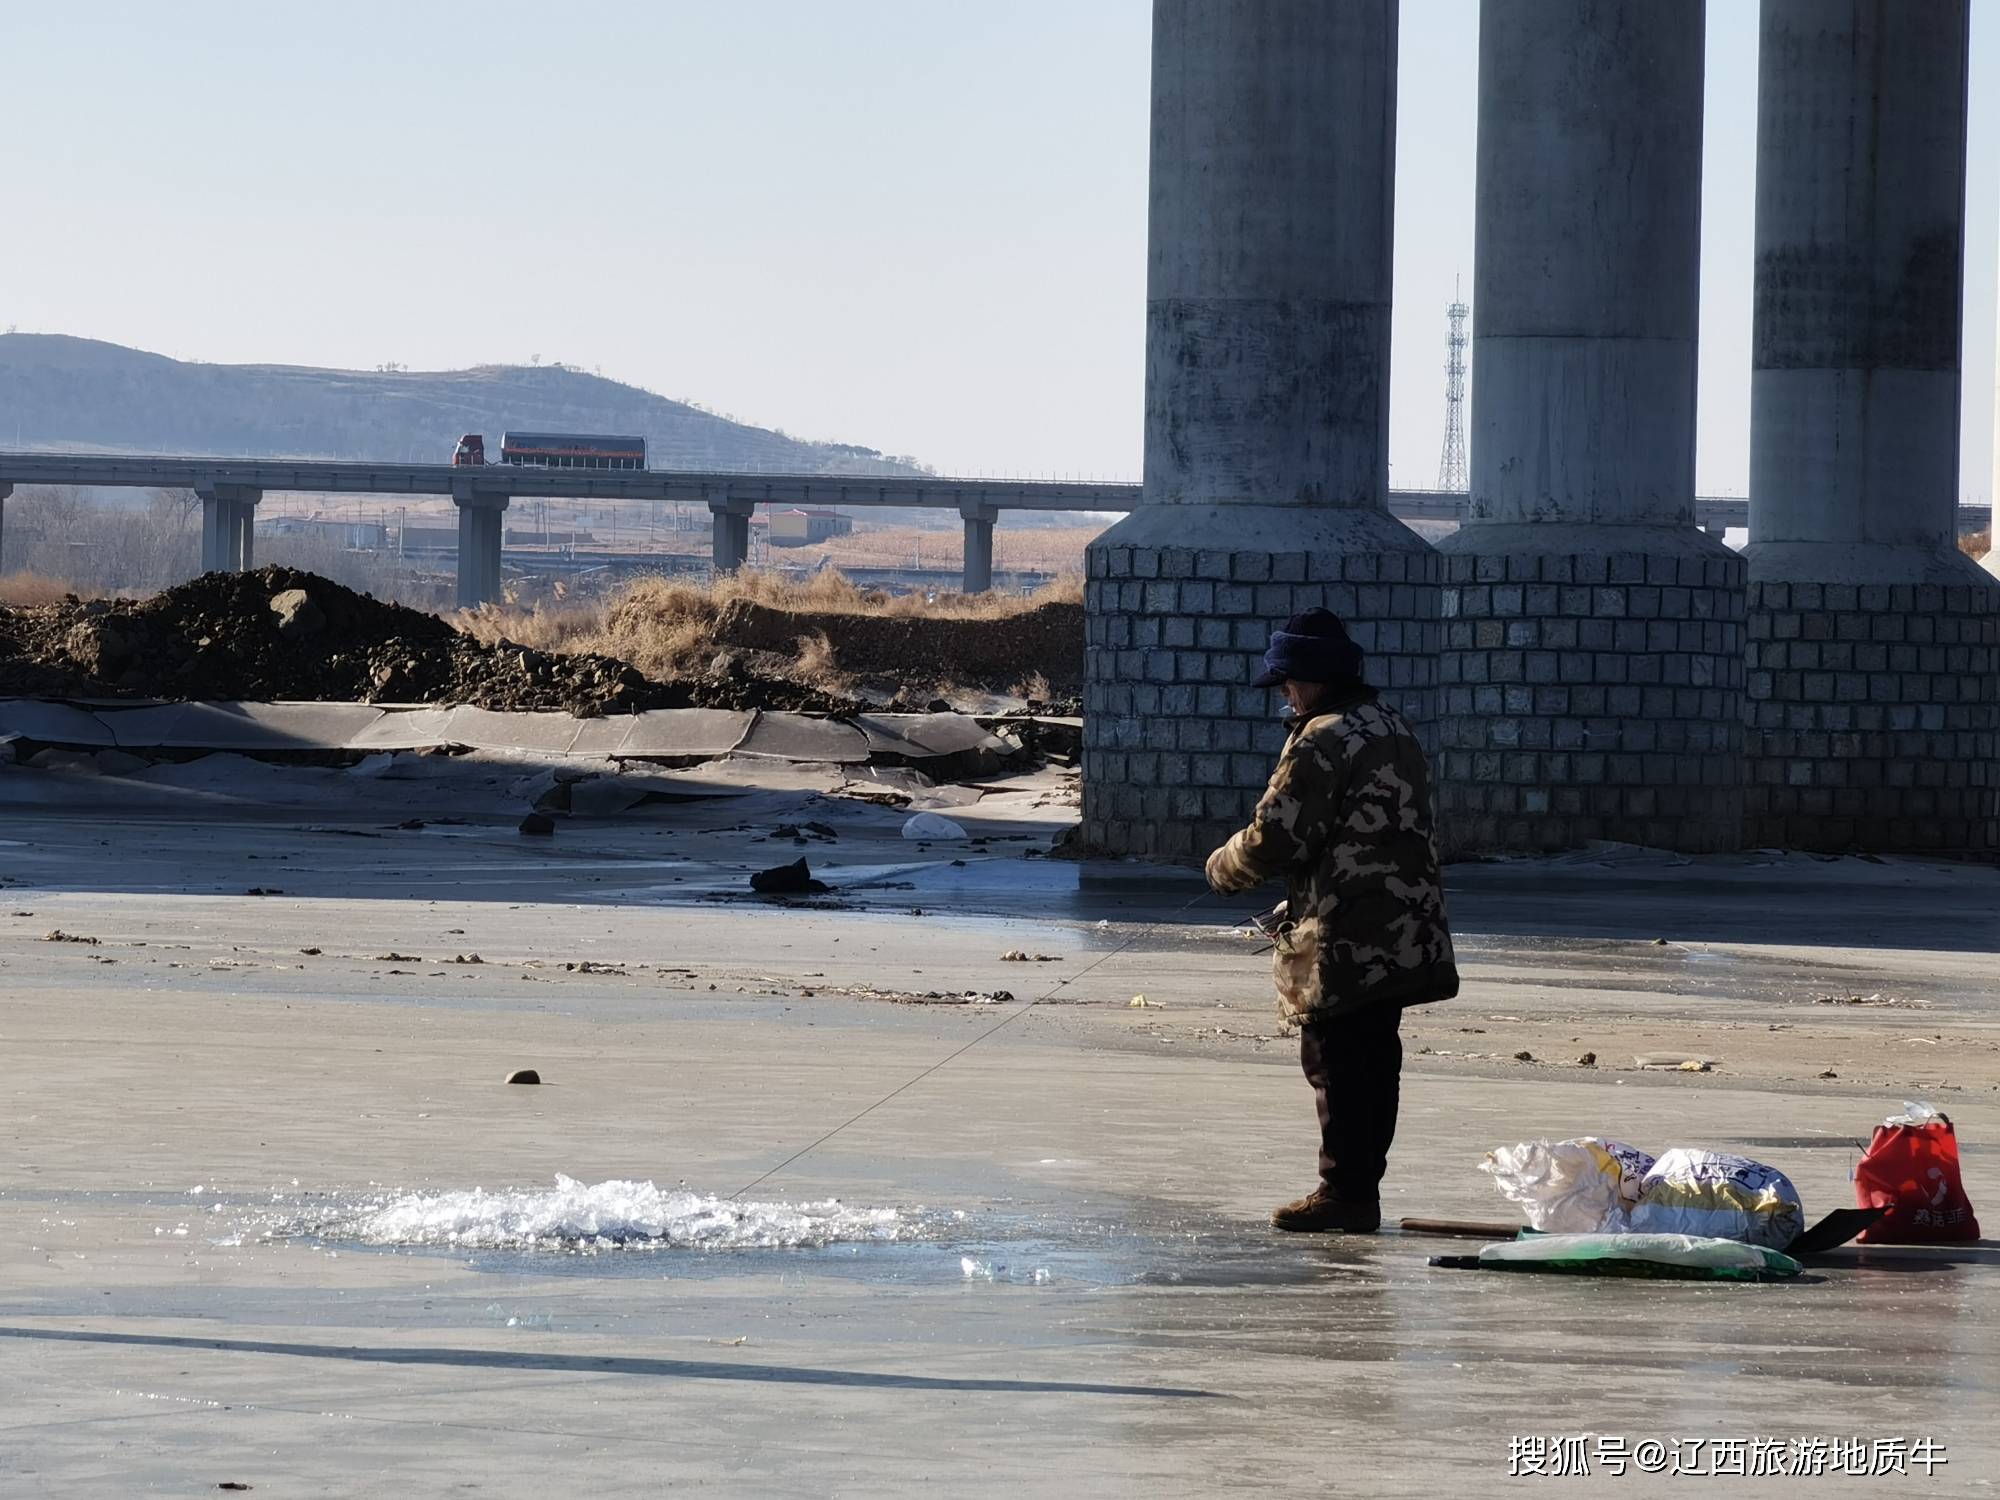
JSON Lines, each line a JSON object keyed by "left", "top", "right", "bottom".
{"left": 1204, "top": 844, "right": 1254, "bottom": 895}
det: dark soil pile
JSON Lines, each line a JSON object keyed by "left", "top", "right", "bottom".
{"left": 709, "top": 598, "right": 1084, "bottom": 698}
{"left": 0, "top": 568, "right": 855, "bottom": 716}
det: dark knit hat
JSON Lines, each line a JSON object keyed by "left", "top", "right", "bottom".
{"left": 1251, "top": 608, "right": 1365, "bottom": 688}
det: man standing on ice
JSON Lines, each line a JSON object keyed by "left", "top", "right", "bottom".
{"left": 1204, "top": 609, "right": 1458, "bottom": 1233}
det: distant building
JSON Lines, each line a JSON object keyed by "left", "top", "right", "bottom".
{"left": 767, "top": 508, "right": 854, "bottom": 547}
{"left": 264, "top": 517, "right": 389, "bottom": 549}
{"left": 397, "top": 525, "right": 460, "bottom": 553}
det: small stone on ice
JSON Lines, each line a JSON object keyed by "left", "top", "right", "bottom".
{"left": 519, "top": 812, "right": 556, "bottom": 836}
{"left": 505, "top": 1068, "right": 541, "bottom": 1086}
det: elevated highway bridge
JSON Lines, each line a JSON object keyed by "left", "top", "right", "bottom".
{"left": 0, "top": 450, "right": 1984, "bottom": 604}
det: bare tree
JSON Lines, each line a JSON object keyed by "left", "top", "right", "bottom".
{"left": 147, "top": 487, "right": 201, "bottom": 533}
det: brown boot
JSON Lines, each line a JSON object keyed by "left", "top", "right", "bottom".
{"left": 1270, "top": 1188, "right": 1381, "bottom": 1234}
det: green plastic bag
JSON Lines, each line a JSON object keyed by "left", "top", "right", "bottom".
{"left": 1434, "top": 1232, "right": 1803, "bottom": 1282}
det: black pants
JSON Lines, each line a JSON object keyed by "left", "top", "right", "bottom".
{"left": 1299, "top": 1005, "right": 1403, "bottom": 1201}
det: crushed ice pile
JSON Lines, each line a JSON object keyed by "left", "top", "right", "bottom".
{"left": 284, "top": 1175, "right": 908, "bottom": 1253}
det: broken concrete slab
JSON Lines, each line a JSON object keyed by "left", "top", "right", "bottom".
{"left": 855, "top": 712, "right": 1023, "bottom": 780}
{"left": 0, "top": 699, "right": 1021, "bottom": 773}
{"left": 608, "top": 709, "right": 755, "bottom": 759}
{"left": 343, "top": 706, "right": 466, "bottom": 750}
{"left": 733, "top": 713, "right": 870, "bottom": 764}
{"left": 0, "top": 699, "right": 122, "bottom": 747}
{"left": 852, "top": 712, "right": 1014, "bottom": 760}
{"left": 103, "top": 701, "right": 386, "bottom": 751}
{"left": 435, "top": 706, "right": 594, "bottom": 755}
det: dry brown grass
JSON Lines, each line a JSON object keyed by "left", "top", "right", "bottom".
{"left": 0, "top": 571, "right": 98, "bottom": 607}
{"left": 791, "top": 630, "right": 846, "bottom": 689}
{"left": 783, "top": 524, "right": 1102, "bottom": 575}
{"left": 460, "top": 598, "right": 605, "bottom": 653}
{"left": 1963, "top": 528, "right": 1991, "bottom": 558}
{"left": 457, "top": 567, "right": 1081, "bottom": 685}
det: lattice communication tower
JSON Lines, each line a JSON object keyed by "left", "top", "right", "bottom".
{"left": 1436, "top": 281, "right": 1470, "bottom": 492}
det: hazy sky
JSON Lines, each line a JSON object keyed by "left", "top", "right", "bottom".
{"left": 4, "top": 1, "right": 1996, "bottom": 502}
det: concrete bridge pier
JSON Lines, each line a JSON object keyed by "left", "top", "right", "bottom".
{"left": 960, "top": 502, "right": 996, "bottom": 594}
{"left": 1082, "top": 0, "right": 1440, "bottom": 860}
{"left": 453, "top": 491, "right": 508, "bottom": 609}
{"left": 708, "top": 494, "right": 753, "bottom": 575}
{"left": 1436, "top": 0, "right": 1743, "bottom": 854}
{"left": 197, "top": 484, "right": 261, "bottom": 573}
{"left": 1746, "top": 0, "right": 1997, "bottom": 852}
{"left": 0, "top": 483, "right": 11, "bottom": 571}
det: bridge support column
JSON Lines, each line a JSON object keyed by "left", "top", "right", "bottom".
{"left": 0, "top": 483, "right": 11, "bottom": 572}
{"left": 201, "top": 491, "right": 228, "bottom": 572}
{"left": 197, "top": 485, "right": 262, "bottom": 574}
{"left": 960, "top": 503, "right": 996, "bottom": 594}
{"left": 1435, "top": 0, "right": 1742, "bottom": 854}
{"left": 1081, "top": 1, "right": 1438, "bottom": 860}
{"left": 453, "top": 492, "right": 509, "bottom": 609}
{"left": 708, "top": 494, "right": 753, "bottom": 575}
{"left": 1745, "top": 0, "right": 1996, "bottom": 853}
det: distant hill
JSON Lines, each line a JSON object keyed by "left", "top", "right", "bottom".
{"left": 0, "top": 333, "right": 926, "bottom": 477}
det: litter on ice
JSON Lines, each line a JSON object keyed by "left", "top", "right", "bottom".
{"left": 1854, "top": 1101, "right": 1982, "bottom": 1244}
{"left": 1431, "top": 1232, "right": 1803, "bottom": 1282}
{"left": 1482, "top": 1138, "right": 1805, "bottom": 1249}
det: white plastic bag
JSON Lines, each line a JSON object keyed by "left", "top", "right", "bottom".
{"left": 1626, "top": 1148, "right": 1805, "bottom": 1250}
{"left": 1885, "top": 1099, "right": 1943, "bottom": 1127}
{"left": 1480, "top": 1138, "right": 1657, "bottom": 1233}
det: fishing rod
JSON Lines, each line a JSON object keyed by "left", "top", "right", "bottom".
{"left": 728, "top": 885, "right": 1216, "bottom": 1200}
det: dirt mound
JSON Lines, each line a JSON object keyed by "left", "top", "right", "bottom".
{"left": 0, "top": 568, "right": 856, "bottom": 716}
{"left": 707, "top": 598, "right": 1084, "bottom": 696}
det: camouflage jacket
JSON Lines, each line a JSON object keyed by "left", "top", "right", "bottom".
{"left": 1204, "top": 690, "right": 1458, "bottom": 1025}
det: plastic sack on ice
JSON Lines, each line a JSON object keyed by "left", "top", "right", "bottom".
{"left": 1471, "top": 1232, "right": 1801, "bottom": 1282}
{"left": 1854, "top": 1101, "right": 1981, "bottom": 1245}
{"left": 1480, "top": 1138, "right": 1657, "bottom": 1233}
{"left": 1626, "top": 1149, "right": 1805, "bottom": 1250}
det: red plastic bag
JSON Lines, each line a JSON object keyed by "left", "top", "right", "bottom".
{"left": 1854, "top": 1112, "right": 1981, "bottom": 1245}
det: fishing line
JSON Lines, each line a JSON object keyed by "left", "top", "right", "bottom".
{"left": 728, "top": 885, "right": 1215, "bottom": 1199}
